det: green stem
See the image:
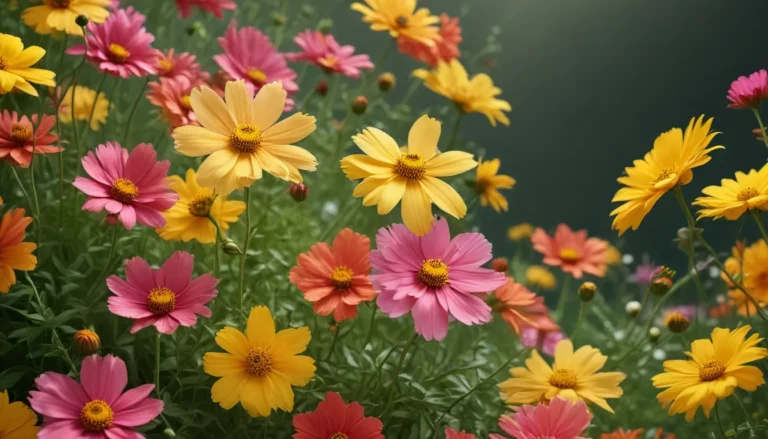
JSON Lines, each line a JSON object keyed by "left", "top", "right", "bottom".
{"left": 323, "top": 323, "right": 341, "bottom": 362}
{"left": 86, "top": 226, "right": 120, "bottom": 297}
{"left": 571, "top": 302, "right": 589, "bottom": 341}
{"left": 361, "top": 305, "right": 378, "bottom": 349}
{"left": 554, "top": 276, "right": 571, "bottom": 319}
{"left": 750, "top": 210, "right": 768, "bottom": 248}
{"left": 672, "top": 187, "right": 708, "bottom": 305}
{"left": 624, "top": 287, "right": 651, "bottom": 342}
{"left": 239, "top": 187, "right": 251, "bottom": 327}
{"left": 10, "top": 166, "right": 35, "bottom": 220}
{"left": 207, "top": 214, "right": 222, "bottom": 278}
{"left": 734, "top": 393, "right": 756, "bottom": 437}
{"left": 714, "top": 401, "right": 729, "bottom": 439}
{"left": 445, "top": 110, "right": 464, "bottom": 151}
{"left": 122, "top": 76, "right": 150, "bottom": 147}
{"left": 382, "top": 331, "right": 418, "bottom": 415}
{"left": 155, "top": 331, "right": 162, "bottom": 397}
{"left": 80, "top": 72, "right": 108, "bottom": 142}
{"left": 751, "top": 108, "right": 768, "bottom": 151}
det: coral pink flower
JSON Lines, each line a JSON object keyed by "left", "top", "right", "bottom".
{"left": 446, "top": 428, "right": 476, "bottom": 439}
{"left": 521, "top": 326, "right": 567, "bottom": 357}
{"left": 29, "top": 354, "right": 164, "bottom": 439}
{"left": 489, "top": 398, "right": 591, "bottom": 439}
{"left": 531, "top": 224, "right": 608, "bottom": 279}
{"left": 398, "top": 14, "right": 462, "bottom": 67}
{"left": 0, "top": 110, "right": 60, "bottom": 168}
{"left": 175, "top": 0, "right": 236, "bottom": 19}
{"left": 286, "top": 30, "right": 373, "bottom": 79}
{"left": 292, "top": 392, "right": 384, "bottom": 439}
{"left": 107, "top": 251, "right": 218, "bottom": 334}
{"left": 73, "top": 142, "right": 178, "bottom": 230}
{"left": 67, "top": 8, "right": 159, "bottom": 79}
{"left": 493, "top": 278, "right": 558, "bottom": 335}
{"left": 630, "top": 263, "right": 661, "bottom": 285}
{"left": 155, "top": 49, "right": 209, "bottom": 82}
{"left": 727, "top": 69, "right": 768, "bottom": 109}
{"left": 147, "top": 76, "right": 203, "bottom": 129}
{"left": 371, "top": 218, "right": 507, "bottom": 341}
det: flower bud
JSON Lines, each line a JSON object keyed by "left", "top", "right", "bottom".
{"left": 73, "top": 329, "right": 100, "bottom": 355}
{"left": 491, "top": 257, "right": 508, "bottom": 273}
{"left": 649, "top": 327, "right": 661, "bottom": 342}
{"left": 271, "top": 13, "right": 286, "bottom": 26}
{"left": 649, "top": 266, "right": 675, "bottom": 296}
{"left": 163, "top": 428, "right": 176, "bottom": 437}
{"left": 378, "top": 72, "right": 396, "bottom": 92}
{"left": 317, "top": 19, "right": 333, "bottom": 33}
{"left": 329, "top": 324, "right": 338, "bottom": 334}
{"left": 665, "top": 311, "right": 690, "bottom": 333}
{"left": 315, "top": 80, "right": 329, "bottom": 97}
{"left": 221, "top": 238, "right": 242, "bottom": 256}
{"left": 300, "top": 4, "right": 315, "bottom": 17}
{"left": 626, "top": 300, "right": 642, "bottom": 317}
{"left": 75, "top": 15, "right": 90, "bottom": 27}
{"left": 351, "top": 96, "right": 368, "bottom": 115}
{"left": 577, "top": 282, "right": 596, "bottom": 302}
{"left": 289, "top": 183, "right": 309, "bottom": 202}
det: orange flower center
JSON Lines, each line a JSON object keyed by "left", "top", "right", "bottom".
{"left": 699, "top": 360, "right": 725, "bottom": 382}
{"left": 188, "top": 194, "right": 214, "bottom": 217}
{"left": 147, "top": 286, "right": 176, "bottom": 314}
{"left": 10, "top": 123, "right": 32, "bottom": 145}
{"left": 80, "top": 400, "right": 113, "bottom": 432}
{"left": 329, "top": 434, "right": 349, "bottom": 439}
{"left": 418, "top": 259, "right": 449, "bottom": 288}
{"left": 180, "top": 94, "right": 192, "bottom": 110}
{"left": 549, "top": 368, "right": 577, "bottom": 389}
{"left": 110, "top": 178, "right": 139, "bottom": 203}
{"left": 157, "top": 59, "right": 173, "bottom": 75}
{"left": 331, "top": 265, "right": 355, "bottom": 289}
{"left": 108, "top": 43, "right": 131, "bottom": 64}
{"left": 247, "top": 68, "right": 268, "bottom": 86}
{"left": 0, "top": 56, "right": 8, "bottom": 71}
{"left": 245, "top": 348, "right": 273, "bottom": 376}
{"left": 738, "top": 187, "right": 759, "bottom": 201}
{"left": 46, "top": 0, "right": 72, "bottom": 8}
{"left": 559, "top": 248, "right": 580, "bottom": 262}
{"left": 230, "top": 124, "right": 262, "bottom": 153}
{"left": 395, "top": 153, "right": 426, "bottom": 180}
{"left": 319, "top": 55, "right": 339, "bottom": 73}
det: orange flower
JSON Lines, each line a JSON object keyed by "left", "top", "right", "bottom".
{"left": 531, "top": 224, "right": 609, "bottom": 279}
{"left": 289, "top": 228, "right": 376, "bottom": 322}
{"left": 654, "top": 430, "right": 676, "bottom": 439}
{"left": 600, "top": 429, "right": 644, "bottom": 439}
{"left": 0, "top": 206, "right": 37, "bottom": 293}
{"left": 492, "top": 277, "right": 558, "bottom": 334}
{"left": 398, "top": 13, "right": 461, "bottom": 66}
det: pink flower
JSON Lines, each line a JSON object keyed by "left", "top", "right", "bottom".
{"left": 29, "top": 354, "right": 164, "bottom": 439}
{"left": 155, "top": 49, "right": 209, "bottom": 82}
{"left": 630, "top": 263, "right": 661, "bottom": 285}
{"left": 73, "top": 142, "right": 178, "bottom": 230}
{"left": 489, "top": 398, "right": 591, "bottom": 439}
{"left": 67, "top": 8, "right": 160, "bottom": 79}
{"left": 147, "top": 76, "right": 203, "bottom": 129}
{"left": 446, "top": 428, "right": 476, "bottom": 439}
{"left": 371, "top": 218, "right": 507, "bottom": 341}
{"left": 727, "top": 69, "right": 768, "bottom": 109}
{"left": 531, "top": 224, "right": 608, "bottom": 279}
{"left": 0, "top": 110, "right": 60, "bottom": 168}
{"left": 107, "top": 251, "right": 218, "bottom": 334}
{"left": 520, "top": 326, "right": 567, "bottom": 357}
{"left": 292, "top": 392, "right": 384, "bottom": 439}
{"left": 286, "top": 30, "right": 373, "bottom": 79}
{"left": 399, "top": 14, "right": 462, "bottom": 67}
{"left": 175, "top": 0, "right": 236, "bottom": 19}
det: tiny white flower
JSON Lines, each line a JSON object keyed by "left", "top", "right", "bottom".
{"left": 622, "top": 254, "right": 634, "bottom": 265}
{"left": 626, "top": 300, "right": 642, "bottom": 317}
{"left": 653, "top": 349, "right": 666, "bottom": 361}
{"left": 708, "top": 265, "right": 720, "bottom": 279}
{"left": 321, "top": 201, "right": 338, "bottom": 219}
{"left": 613, "top": 330, "right": 625, "bottom": 341}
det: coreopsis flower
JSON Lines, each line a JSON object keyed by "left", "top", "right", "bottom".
{"left": 107, "top": 251, "right": 218, "bottom": 334}
{"left": 341, "top": 115, "right": 477, "bottom": 236}
{"left": 175, "top": 0, "right": 236, "bottom": 19}
{"left": 58, "top": 85, "right": 110, "bottom": 131}
{"left": 202, "top": 306, "right": 316, "bottom": 417}
{"left": 413, "top": 59, "right": 511, "bottom": 127}
{"left": 370, "top": 218, "right": 506, "bottom": 341}
{"left": 493, "top": 277, "right": 558, "bottom": 335}
{"left": 0, "top": 206, "right": 37, "bottom": 293}
{"left": 286, "top": 30, "right": 374, "bottom": 79}
{"left": 600, "top": 429, "right": 645, "bottom": 439}
{"left": 173, "top": 80, "right": 317, "bottom": 195}
{"left": 610, "top": 115, "right": 723, "bottom": 234}
{"left": 0, "top": 390, "right": 38, "bottom": 438}
{"left": 521, "top": 326, "right": 566, "bottom": 357}
{"left": 525, "top": 265, "right": 556, "bottom": 290}
{"left": 507, "top": 223, "right": 534, "bottom": 241}
{"left": 155, "top": 49, "right": 209, "bottom": 82}
{"left": 73, "top": 142, "right": 178, "bottom": 230}
{"left": 498, "top": 339, "right": 626, "bottom": 413}
{"left": 351, "top": 0, "right": 440, "bottom": 46}
{"left": 289, "top": 228, "right": 376, "bottom": 322}
{"left": 694, "top": 164, "right": 768, "bottom": 220}
{"left": 531, "top": 224, "right": 609, "bottom": 279}
{"left": 147, "top": 76, "right": 204, "bottom": 129}
{"left": 21, "top": 0, "right": 109, "bottom": 36}
{"left": 29, "top": 354, "right": 164, "bottom": 438}
{"left": 474, "top": 158, "right": 515, "bottom": 212}
{"left": 0, "top": 110, "right": 60, "bottom": 168}
{"left": 398, "top": 14, "right": 461, "bottom": 66}
{"left": 727, "top": 69, "right": 768, "bottom": 109}
{"left": 0, "top": 34, "right": 55, "bottom": 96}
{"left": 723, "top": 239, "right": 768, "bottom": 316}
{"left": 445, "top": 429, "right": 475, "bottom": 439}
{"left": 157, "top": 169, "right": 245, "bottom": 244}
{"left": 292, "top": 392, "right": 384, "bottom": 439}
{"left": 652, "top": 326, "right": 768, "bottom": 421}
{"left": 489, "top": 398, "right": 591, "bottom": 439}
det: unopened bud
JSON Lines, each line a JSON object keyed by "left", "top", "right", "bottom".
{"left": 186, "top": 26, "right": 196, "bottom": 36}
{"left": 577, "top": 282, "right": 596, "bottom": 302}
{"left": 75, "top": 15, "right": 89, "bottom": 27}
{"left": 317, "top": 19, "right": 333, "bottom": 33}
{"left": 649, "top": 327, "right": 661, "bottom": 342}
{"left": 73, "top": 329, "right": 100, "bottom": 355}
{"left": 649, "top": 266, "right": 675, "bottom": 296}
{"left": 221, "top": 238, "right": 242, "bottom": 256}
{"left": 351, "top": 96, "right": 368, "bottom": 115}
{"left": 271, "top": 13, "right": 286, "bottom": 26}
{"left": 289, "top": 183, "right": 309, "bottom": 202}
{"left": 300, "top": 4, "right": 315, "bottom": 17}
{"left": 329, "top": 324, "right": 338, "bottom": 334}
{"left": 491, "top": 257, "right": 508, "bottom": 273}
{"left": 378, "top": 72, "right": 396, "bottom": 92}
{"left": 665, "top": 311, "right": 690, "bottom": 333}
{"left": 753, "top": 127, "right": 765, "bottom": 141}
{"left": 676, "top": 227, "right": 689, "bottom": 240}
{"left": 626, "top": 300, "right": 642, "bottom": 317}
{"left": 163, "top": 428, "right": 176, "bottom": 437}
{"left": 315, "top": 80, "right": 329, "bottom": 97}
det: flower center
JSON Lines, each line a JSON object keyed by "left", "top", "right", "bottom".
{"left": 80, "top": 400, "right": 113, "bottom": 432}
{"left": 46, "top": 0, "right": 72, "bottom": 7}
{"left": 396, "top": 16, "right": 409, "bottom": 27}
{"left": 245, "top": 348, "right": 273, "bottom": 376}
{"left": 559, "top": 248, "right": 580, "bottom": 262}
{"left": 247, "top": 68, "right": 268, "bottom": 86}
{"left": 188, "top": 194, "right": 214, "bottom": 217}
{"left": 10, "top": 123, "right": 32, "bottom": 145}
{"left": 319, "top": 55, "right": 339, "bottom": 72}
{"left": 147, "top": 286, "right": 176, "bottom": 314}
{"left": 180, "top": 94, "right": 192, "bottom": 110}
{"left": 699, "top": 360, "right": 726, "bottom": 382}
{"left": 0, "top": 56, "right": 8, "bottom": 71}
{"left": 549, "top": 368, "right": 578, "bottom": 389}
{"left": 110, "top": 178, "right": 139, "bottom": 203}
{"left": 329, "top": 434, "right": 349, "bottom": 439}
{"left": 418, "top": 259, "right": 449, "bottom": 288}
{"left": 107, "top": 43, "right": 131, "bottom": 64}
{"left": 330, "top": 266, "right": 355, "bottom": 289}
{"left": 157, "top": 59, "right": 173, "bottom": 75}
{"left": 738, "top": 187, "right": 759, "bottom": 201}
{"left": 229, "top": 124, "right": 262, "bottom": 153}
{"left": 394, "top": 154, "right": 426, "bottom": 180}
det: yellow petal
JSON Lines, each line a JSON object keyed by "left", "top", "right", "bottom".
{"left": 191, "top": 85, "right": 236, "bottom": 136}
{"left": 173, "top": 126, "right": 229, "bottom": 157}
{"left": 252, "top": 82, "right": 286, "bottom": 130}
{"left": 351, "top": 127, "right": 400, "bottom": 164}
{"left": 211, "top": 373, "right": 249, "bottom": 410}
{"left": 425, "top": 151, "right": 477, "bottom": 177}
{"left": 341, "top": 154, "right": 394, "bottom": 180}
{"left": 247, "top": 306, "right": 275, "bottom": 348}
{"left": 9, "top": 46, "right": 45, "bottom": 68}
{"left": 255, "top": 149, "right": 291, "bottom": 181}
{"left": 225, "top": 79, "right": 254, "bottom": 125}
{"left": 262, "top": 113, "right": 316, "bottom": 145}
{"left": 240, "top": 378, "right": 272, "bottom": 417}
{"left": 261, "top": 144, "right": 317, "bottom": 172}
{"left": 272, "top": 355, "right": 315, "bottom": 386}
{"left": 196, "top": 149, "right": 240, "bottom": 194}
{"left": 377, "top": 175, "right": 407, "bottom": 215}
{"left": 203, "top": 352, "right": 245, "bottom": 377}
{"left": 419, "top": 176, "right": 467, "bottom": 219}
{"left": 273, "top": 327, "right": 311, "bottom": 356}
{"left": 401, "top": 180, "right": 433, "bottom": 236}
{"left": 407, "top": 115, "right": 441, "bottom": 159}
{"left": 214, "top": 327, "right": 250, "bottom": 358}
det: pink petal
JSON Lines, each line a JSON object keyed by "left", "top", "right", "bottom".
{"left": 419, "top": 216, "right": 450, "bottom": 259}
{"left": 108, "top": 296, "right": 154, "bottom": 319}
{"left": 124, "top": 257, "right": 156, "bottom": 292}
{"left": 411, "top": 292, "right": 449, "bottom": 341}
{"left": 37, "top": 420, "right": 84, "bottom": 439}
{"left": 29, "top": 373, "right": 87, "bottom": 419}
{"left": 376, "top": 289, "right": 416, "bottom": 318}
{"left": 156, "top": 251, "right": 194, "bottom": 293}
{"left": 113, "top": 388, "right": 163, "bottom": 427}
{"left": 73, "top": 177, "right": 111, "bottom": 197}
{"left": 80, "top": 354, "right": 128, "bottom": 404}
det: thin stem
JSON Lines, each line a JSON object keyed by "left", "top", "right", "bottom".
{"left": 624, "top": 287, "right": 651, "bottom": 342}
{"left": 672, "top": 187, "right": 708, "bottom": 305}
{"left": 733, "top": 393, "right": 756, "bottom": 437}
{"left": 239, "top": 187, "right": 252, "bottom": 327}
{"left": 86, "top": 226, "right": 120, "bottom": 297}
{"left": 122, "top": 76, "right": 150, "bottom": 146}
{"left": 382, "top": 331, "right": 418, "bottom": 416}
{"left": 751, "top": 108, "right": 768, "bottom": 151}
{"left": 750, "top": 209, "right": 768, "bottom": 247}
{"left": 79, "top": 72, "right": 108, "bottom": 144}
{"left": 207, "top": 214, "right": 222, "bottom": 278}
{"left": 713, "top": 402, "right": 729, "bottom": 439}
{"left": 361, "top": 305, "right": 378, "bottom": 349}
{"left": 323, "top": 323, "right": 341, "bottom": 362}
{"left": 571, "top": 302, "right": 589, "bottom": 341}
{"left": 10, "top": 167, "right": 35, "bottom": 219}
{"left": 445, "top": 110, "right": 464, "bottom": 151}
{"left": 155, "top": 331, "right": 162, "bottom": 397}
{"left": 554, "top": 275, "right": 571, "bottom": 320}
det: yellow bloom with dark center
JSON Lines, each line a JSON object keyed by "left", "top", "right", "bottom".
{"left": 203, "top": 306, "right": 316, "bottom": 417}
{"left": 610, "top": 115, "right": 723, "bottom": 235}
{"left": 508, "top": 223, "right": 534, "bottom": 241}
{"left": 693, "top": 164, "right": 768, "bottom": 220}
{"left": 498, "top": 339, "right": 626, "bottom": 413}
{"left": 475, "top": 158, "right": 515, "bottom": 213}
{"left": 340, "top": 115, "right": 477, "bottom": 236}
{"left": 58, "top": 85, "right": 110, "bottom": 131}
{"left": 351, "top": 0, "right": 440, "bottom": 46}
{"left": 413, "top": 59, "right": 511, "bottom": 127}
{"left": 157, "top": 169, "right": 246, "bottom": 244}
{"left": 526, "top": 265, "right": 556, "bottom": 290}
{"left": 652, "top": 326, "right": 768, "bottom": 421}
{"left": 723, "top": 240, "right": 768, "bottom": 316}
{"left": 0, "top": 34, "right": 55, "bottom": 97}
{"left": 0, "top": 389, "right": 39, "bottom": 438}
{"left": 22, "top": 0, "right": 110, "bottom": 36}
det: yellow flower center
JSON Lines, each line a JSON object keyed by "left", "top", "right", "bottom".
{"left": 652, "top": 169, "right": 679, "bottom": 190}
{"left": 108, "top": 43, "right": 131, "bottom": 64}
{"left": 157, "top": 59, "right": 173, "bottom": 74}
{"left": 110, "top": 178, "right": 139, "bottom": 203}
{"left": 180, "top": 94, "right": 192, "bottom": 110}
{"left": 394, "top": 153, "right": 426, "bottom": 180}
{"left": 549, "top": 368, "right": 578, "bottom": 389}
{"left": 737, "top": 187, "right": 759, "bottom": 201}
{"left": 188, "top": 194, "right": 214, "bottom": 217}
{"left": 330, "top": 265, "right": 355, "bottom": 289}
{"left": 559, "top": 248, "right": 580, "bottom": 262}
{"left": 46, "top": 0, "right": 72, "bottom": 8}
{"left": 699, "top": 360, "right": 726, "bottom": 382}
{"left": 230, "top": 124, "right": 262, "bottom": 153}
{"left": 0, "top": 56, "right": 8, "bottom": 71}
{"left": 10, "top": 123, "right": 32, "bottom": 145}
{"left": 319, "top": 55, "right": 339, "bottom": 73}
{"left": 395, "top": 16, "right": 409, "bottom": 27}
{"left": 418, "top": 259, "right": 449, "bottom": 288}
{"left": 80, "top": 400, "right": 113, "bottom": 432}
{"left": 247, "top": 68, "right": 268, "bottom": 86}
{"left": 147, "top": 286, "right": 176, "bottom": 314}
{"left": 245, "top": 348, "right": 273, "bottom": 376}
{"left": 329, "top": 434, "right": 349, "bottom": 439}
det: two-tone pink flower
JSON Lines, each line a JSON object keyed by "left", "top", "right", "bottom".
{"left": 727, "top": 69, "right": 768, "bottom": 109}
{"left": 286, "top": 30, "right": 373, "bottom": 79}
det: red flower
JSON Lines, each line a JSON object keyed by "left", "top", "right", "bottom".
{"left": 0, "top": 110, "right": 60, "bottom": 168}
{"left": 292, "top": 392, "right": 384, "bottom": 439}
{"left": 398, "top": 14, "right": 462, "bottom": 66}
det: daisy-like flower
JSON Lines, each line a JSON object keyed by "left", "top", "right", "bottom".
{"left": 155, "top": 49, "right": 209, "bottom": 82}
{"left": 508, "top": 223, "right": 534, "bottom": 241}
{"left": 147, "top": 76, "right": 204, "bottom": 129}
{"left": 498, "top": 339, "right": 626, "bottom": 413}
{"left": 531, "top": 224, "right": 609, "bottom": 279}
{"left": 175, "top": 0, "right": 236, "bottom": 19}
{"left": 0, "top": 389, "right": 38, "bottom": 439}
{"left": 292, "top": 392, "right": 384, "bottom": 439}
{"left": 107, "top": 251, "right": 218, "bottom": 334}
{"left": 289, "top": 228, "right": 376, "bottom": 322}
{"left": 286, "top": 30, "right": 374, "bottom": 79}
{"left": 370, "top": 217, "right": 506, "bottom": 341}
{"left": 653, "top": 325, "right": 768, "bottom": 421}
{"left": 445, "top": 429, "right": 475, "bottom": 439}
{"left": 157, "top": 169, "right": 245, "bottom": 244}
{"left": 351, "top": 0, "right": 441, "bottom": 46}
{"left": 694, "top": 164, "right": 768, "bottom": 220}
{"left": 723, "top": 240, "right": 768, "bottom": 316}
{"left": 474, "top": 158, "right": 516, "bottom": 213}
{"left": 610, "top": 115, "right": 723, "bottom": 234}
{"left": 58, "top": 85, "right": 110, "bottom": 131}
{"left": 489, "top": 398, "right": 591, "bottom": 439}
{"left": 67, "top": 8, "right": 159, "bottom": 79}
{"left": 525, "top": 265, "right": 556, "bottom": 290}
{"left": 173, "top": 80, "right": 317, "bottom": 195}
{"left": 413, "top": 59, "right": 511, "bottom": 127}
{"left": 0, "top": 34, "right": 56, "bottom": 96}
{"left": 398, "top": 14, "right": 461, "bottom": 66}
{"left": 341, "top": 115, "right": 477, "bottom": 236}
{"left": 203, "top": 306, "right": 316, "bottom": 417}
{"left": 21, "top": 0, "right": 110, "bottom": 36}
{"left": 0, "top": 110, "right": 60, "bottom": 168}
{"left": 0, "top": 205, "right": 37, "bottom": 293}
{"left": 29, "top": 354, "right": 164, "bottom": 438}
{"left": 600, "top": 428, "right": 644, "bottom": 439}
{"left": 727, "top": 69, "right": 768, "bottom": 109}
{"left": 493, "top": 277, "right": 558, "bottom": 335}
{"left": 73, "top": 142, "right": 178, "bottom": 230}
{"left": 521, "top": 326, "right": 567, "bottom": 357}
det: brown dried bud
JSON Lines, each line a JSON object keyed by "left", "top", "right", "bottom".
{"left": 73, "top": 329, "right": 100, "bottom": 355}
{"left": 491, "top": 257, "right": 508, "bottom": 273}
{"left": 665, "top": 312, "right": 690, "bottom": 333}
{"left": 315, "top": 80, "right": 329, "bottom": 97}
{"left": 378, "top": 72, "right": 396, "bottom": 92}
{"left": 351, "top": 96, "right": 368, "bottom": 115}
{"left": 289, "top": 183, "right": 309, "bottom": 202}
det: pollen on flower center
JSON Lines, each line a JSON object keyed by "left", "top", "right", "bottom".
{"left": 229, "top": 124, "right": 262, "bottom": 153}
{"left": 395, "top": 16, "right": 409, "bottom": 27}
{"left": 245, "top": 348, "right": 273, "bottom": 376}
{"left": 157, "top": 59, "right": 173, "bottom": 74}
{"left": 147, "top": 286, "right": 176, "bottom": 314}
{"left": 559, "top": 248, "right": 580, "bottom": 262}
{"left": 549, "top": 368, "right": 578, "bottom": 389}
{"left": 329, "top": 433, "right": 349, "bottom": 439}
{"left": 418, "top": 259, "right": 449, "bottom": 288}
{"left": 0, "top": 56, "right": 8, "bottom": 71}
{"left": 107, "top": 43, "right": 131, "bottom": 64}
{"left": 394, "top": 154, "right": 426, "bottom": 180}
{"left": 330, "top": 266, "right": 355, "bottom": 289}
{"left": 247, "top": 68, "right": 268, "bottom": 86}
{"left": 738, "top": 187, "right": 759, "bottom": 201}
{"left": 188, "top": 194, "right": 214, "bottom": 217}
{"left": 10, "top": 124, "right": 32, "bottom": 145}
{"left": 80, "top": 400, "right": 113, "bottom": 432}
{"left": 110, "top": 178, "right": 139, "bottom": 203}
{"left": 180, "top": 94, "right": 192, "bottom": 110}
{"left": 699, "top": 360, "right": 726, "bottom": 382}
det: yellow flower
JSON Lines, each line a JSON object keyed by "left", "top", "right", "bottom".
{"left": 157, "top": 169, "right": 246, "bottom": 244}
{"left": 652, "top": 325, "right": 768, "bottom": 421}
{"left": 22, "top": 0, "right": 110, "bottom": 36}
{"left": 525, "top": 265, "right": 556, "bottom": 290}
{"left": 507, "top": 223, "right": 534, "bottom": 241}
{"left": 58, "top": 85, "right": 110, "bottom": 131}
{"left": 723, "top": 240, "right": 768, "bottom": 316}
{"left": 475, "top": 158, "right": 515, "bottom": 212}
{"left": 604, "top": 245, "right": 622, "bottom": 265}
{"left": 0, "top": 34, "right": 55, "bottom": 97}
{"left": 693, "top": 164, "right": 768, "bottom": 220}
{"left": 341, "top": 115, "right": 477, "bottom": 236}
{"left": 610, "top": 115, "right": 723, "bottom": 235}
{"left": 413, "top": 59, "right": 511, "bottom": 127}
{"left": 351, "top": 0, "right": 440, "bottom": 46}
{"left": 173, "top": 80, "right": 317, "bottom": 195}
{"left": 0, "top": 390, "right": 38, "bottom": 438}
{"left": 498, "top": 339, "right": 626, "bottom": 413}
{"left": 203, "top": 306, "right": 316, "bottom": 417}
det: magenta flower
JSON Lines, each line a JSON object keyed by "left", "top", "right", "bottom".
{"left": 107, "top": 251, "right": 218, "bottom": 334}
{"left": 29, "top": 354, "right": 164, "bottom": 439}
{"left": 630, "top": 263, "right": 661, "bottom": 285}
{"left": 489, "top": 398, "right": 591, "bottom": 439}
{"left": 155, "top": 49, "right": 209, "bottom": 82}
{"left": 73, "top": 142, "right": 178, "bottom": 230}
{"left": 286, "top": 30, "right": 373, "bottom": 79}
{"left": 520, "top": 326, "right": 567, "bottom": 357}
{"left": 175, "top": 0, "right": 236, "bottom": 19}
{"left": 67, "top": 8, "right": 159, "bottom": 79}
{"left": 727, "top": 69, "right": 768, "bottom": 109}
{"left": 370, "top": 218, "right": 507, "bottom": 341}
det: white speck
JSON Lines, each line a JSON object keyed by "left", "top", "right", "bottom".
{"left": 708, "top": 266, "right": 720, "bottom": 279}
{"left": 649, "top": 327, "right": 660, "bottom": 338}
{"left": 613, "top": 330, "right": 625, "bottom": 341}
{"left": 716, "top": 294, "right": 726, "bottom": 304}
{"left": 653, "top": 349, "right": 666, "bottom": 361}
{"left": 622, "top": 254, "right": 634, "bottom": 265}
{"left": 321, "top": 201, "right": 338, "bottom": 219}
{"left": 626, "top": 300, "right": 642, "bottom": 316}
